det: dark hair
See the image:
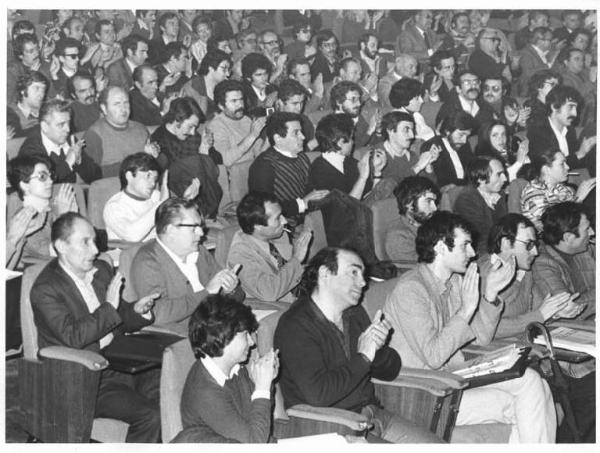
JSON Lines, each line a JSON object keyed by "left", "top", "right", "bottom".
{"left": 163, "top": 96, "right": 203, "bottom": 126}
{"left": 430, "top": 50, "right": 454, "bottom": 71}
{"left": 394, "top": 176, "right": 440, "bottom": 216}
{"left": 287, "top": 57, "right": 310, "bottom": 76}
{"left": 155, "top": 197, "right": 199, "bottom": 235}
{"left": 214, "top": 79, "right": 244, "bottom": 110}
{"left": 381, "top": 111, "right": 415, "bottom": 142}
{"left": 439, "top": 111, "right": 477, "bottom": 136}
{"left": 475, "top": 120, "right": 509, "bottom": 160}
{"left": 132, "top": 64, "right": 155, "bottom": 84}
{"left": 158, "top": 12, "right": 178, "bottom": 32}
{"left": 541, "top": 202, "right": 590, "bottom": 246}
{"left": 12, "top": 20, "right": 35, "bottom": 40}
{"left": 192, "top": 15, "right": 212, "bottom": 35}
{"left": 94, "top": 19, "right": 113, "bottom": 38}
{"left": 61, "top": 16, "right": 83, "bottom": 37}
{"left": 278, "top": 78, "right": 308, "bottom": 103}
{"left": 265, "top": 111, "right": 302, "bottom": 146}
{"left": 389, "top": 78, "right": 424, "bottom": 109}
{"left": 292, "top": 17, "right": 311, "bottom": 36}
{"left": 529, "top": 26, "right": 552, "bottom": 45}
{"left": 561, "top": 10, "right": 583, "bottom": 21}
{"left": 7, "top": 155, "right": 53, "bottom": 199}
{"left": 188, "top": 294, "right": 258, "bottom": 359}
{"left": 55, "top": 37, "right": 81, "bottom": 57}
{"left": 241, "top": 52, "right": 273, "bottom": 80}
{"left": 207, "top": 34, "right": 230, "bottom": 54}
{"left": 531, "top": 147, "right": 562, "bottom": 177}
{"left": 135, "top": 10, "right": 154, "bottom": 19}
{"left": 236, "top": 192, "right": 279, "bottom": 234}
{"left": 527, "top": 69, "right": 562, "bottom": 99}
{"left": 487, "top": 213, "right": 535, "bottom": 254}
{"left": 567, "top": 28, "right": 592, "bottom": 48}
{"left": 13, "top": 33, "right": 38, "bottom": 59}
{"left": 545, "top": 84, "right": 582, "bottom": 116}
{"left": 16, "top": 71, "right": 49, "bottom": 103}
{"left": 297, "top": 247, "right": 341, "bottom": 297}
{"left": 98, "top": 85, "right": 127, "bottom": 107}
{"left": 466, "top": 155, "right": 500, "bottom": 187}
{"left": 358, "top": 33, "right": 377, "bottom": 51}
{"left": 118, "top": 152, "right": 160, "bottom": 190}
{"left": 51, "top": 212, "right": 88, "bottom": 245}
{"left": 120, "top": 33, "right": 147, "bottom": 57}
{"left": 235, "top": 28, "right": 257, "bottom": 47}
{"left": 198, "top": 50, "right": 231, "bottom": 76}
{"left": 482, "top": 75, "right": 510, "bottom": 97}
{"left": 315, "top": 113, "right": 355, "bottom": 152}
{"left": 67, "top": 71, "right": 95, "bottom": 99}
{"left": 316, "top": 29, "right": 338, "bottom": 49}
{"left": 39, "top": 98, "right": 71, "bottom": 122}
{"left": 330, "top": 81, "right": 361, "bottom": 111}
{"left": 454, "top": 68, "right": 478, "bottom": 86}
{"left": 416, "top": 211, "right": 474, "bottom": 263}
{"left": 162, "top": 41, "right": 186, "bottom": 64}
{"left": 451, "top": 12, "right": 470, "bottom": 28}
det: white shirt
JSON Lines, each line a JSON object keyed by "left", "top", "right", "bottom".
{"left": 251, "top": 84, "right": 266, "bottom": 102}
{"left": 200, "top": 356, "right": 269, "bottom": 401}
{"left": 59, "top": 263, "right": 114, "bottom": 349}
{"left": 396, "top": 108, "right": 435, "bottom": 141}
{"left": 441, "top": 137, "right": 464, "bottom": 179}
{"left": 458, "top": 95, "right": 480, "bottom": 118}
{"left": 383, "top": 140, "right": 410, "bottom": 160}
{"left": 322, "top": 151, "right": 345, "bottom": 174}
{"left": 531, "top": 44, "right": 551, "bottom": 66}
{"left": 41, "top": 131, "right": 70, "bottom": 160}
{"left": 156, "top": 237, "right": 204, "bottom": 292}
{"left": 103, "top": 190, "right": 161, "bottom": 242}
{"left": 548, "top": 118, "right": 570, "bottom": 156}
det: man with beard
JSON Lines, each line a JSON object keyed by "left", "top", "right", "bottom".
{"left": 19, "top": 99, "right": 100, "bottom": 184}
{"left": 435, "top": 69, "right": 495, "bottom": 133}
{"left": 384, "top": 211, "right": 557, "bottom": 443}
{"left": 431, "top": 111, "right": 477, "bottom": 187}
{"left": 311, "top": 29, "right": 340, "bottom": 84}
{"left": 7, "top": 71, "right": 48, "bottom": 137}
{"left": 378, "top": 53, "right": 418, "bottom": 113}
{"left": 67, "top": 72, "right": 102, "bottom": 133}
{"left": 106, "top": 34, "right": 149, "bottom": 92}
{"left": 84, "top": 86, "right": 153, "bottom": 177}
{"left": 357, "top": 33, "right": 386, "bottom": 79}
{"left": 528, "top": 85, "right": 596, "bottom": 171}
{"left": 208, "top": 79, "right": 266, "bottom": 168}
{"left": 385, "top": 175, "right": 439, "bottom": 263}
{"left": 258, "top": 30, "right": 287, "bottom": 85}
{"left": 330, "top": 81, "right": 377, "bottom": 148}
{"left": 454, "top": 156, "right": 508, "bottom": 253}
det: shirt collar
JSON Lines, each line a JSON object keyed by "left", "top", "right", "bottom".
{"left": 273, "top": 146, "right": 297, "bottom": 159}
{"left": 322, "top": 151, "right": 346, "bottom": 173}
{"left": 41, "top": 130, "right": 69, "bottom": 156}
{"left": 137, "top": 18, "right": 149, "bottom": 30}
{"left": 17, "top": 102, "right": 37, "bottom": 119}
{"left": 418, "top": 263, "right": 452, "bottom": 296}
{"left": 201, "top": 356, "right": 240, "bottom": 387}
{"left": 251, "top": 84, "right": 266, "bottom": 101}
{"left": 384, "top": 139, "right": 410, "bottom": 159}
{"left": 477, "top": 188, "right": 502, "bottom": 209}
{"left": 156, "top": 236, "right": 199, "bottom": 266}
{"left": 548, "top": 117, "right": 568, "bottom": 137}
{"left": 59, "top": 260, "right": 98, "bottom": 286}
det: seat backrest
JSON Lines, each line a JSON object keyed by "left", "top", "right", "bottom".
{"left": 214, "top": 224, "right": 242, "bottom": 268}
{"left": 87, "top": 177, "right": 121, "bottom": 230}
{"left": 117, "top": 243, "right": 144, "bottom": 302}
{"left": 361, "top": 277, "right": 401, "bottom": 321}
{"left": 216, "top": 164, "right": 232, "bottom": 214}
{"left": 20, "top": 262, "right": 48, "bottom": 361}
{"left": 439, "top": 185, "right": 466, "bottom": 212}
{"left": 228, "top": 160, "right": 253, "bottom": 204}
{"left": 7, "top": 137, "right": 26, "bottom": 160}
{"left": 420, "top": 101, "right": 442, "bottom": 131}
{"left": 370, "top": 197, "right": 400, "bottom": 261}
{"left": 304, "top": 210, "right": 328, "bottom": 260}
{"left": 507, "top": 178, "right": 528, "bottom": 214}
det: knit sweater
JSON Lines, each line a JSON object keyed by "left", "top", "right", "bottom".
{"left": 209, "top": 112, "right": 265, "bottom": 167}
{"left": 103, "top": 190, "right": 161, "bottom": 242}
{"left": 84, "top": 118, "right": 149, "bottom": 176}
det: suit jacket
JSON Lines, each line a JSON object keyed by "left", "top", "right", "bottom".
{"left": 396, "top": 23, "right": 438, "bottom": 62}
{"left": 129, "top": 88, "right": 162, "bottom": 126}
{"left": 527, "top": 117, "right": 585, "bottom": 169}
{"left": 377, "top": 70, "right": 401, "bottom": 113}
{"left": 435, "top": 90, "right": 496, "bottom": 132}
{"left": 432, "top": 137, "right": 473, "bottom": 187}
{"left": 454, "top": 186, "right": 507, "bottom": 252}
{"left": 107, "top": 58, "right": 135, "bottom": 91}
{"left": 31, "top": 259, "right": 152, "bottom": 352}
{"left": 226, "top": 231, "right": 302, "bottom": 304}
{"left": 18, "top": 126, "right": 101, "bottom": 184}
{"left": 310, "top": 51, "right": 338, "bottom": 84}
{"left": 518, "top": 45, "right": 551, "bottom": 96}
{"left": 130, "top": 239, "right": 244, "bottom": 335}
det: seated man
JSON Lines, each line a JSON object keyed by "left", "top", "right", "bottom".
{"left": 7, "top": 71, "right": 48, "bottom": 138}
{"left": 384, "top": 211, "right": 556, "bottom": 443}
{"left": 454, "top": 156, "right": 508, "bottom": 253}
{"left": 482, "top": 213, "right": 595, "bottom": 442}
{"left": 106, "top": 34, "right": 149, "bottom": 92}
{"left": 274, "top": 247, "right": 442, "bottom": 443}
{"left": 227, "top": 192, "right": 311, "bottom": 304}
{"left": 30, "top": 212, "right": 160, "bottom": 442}
{"left": 378, "top": 53, "right": 419, "bottom": 113}
{"left": 67, "top": 72, "right": 102, "bottom": 133}
{"left": 240, "top": 52, "right": 278, "bottom": 117}
{"left": 19, "top": 99, "right": 100, "bottom": 184}
{"left": 330, "top": 81, "right": 377, "bottom": 148}
{"left": 275, "top": 78, "right": 317, "bottom": 150}
{"left": 248, "top": 111, "right": 328, "bottom": 224}
{"left": 130, "top": 198, "right": 243, "bottom": 335}
{"left": 385, "top": 176, "right": 439, "bottom": 263}
{"left": 84, "top": 86, "right": 152, "bottom": 178}
{"left": 180, "top": 295, "right": 278, "bottom": 443}
{"left": 103, "top": 153, "right": 198, "bottom": 243}
{"left": 389, "top": 78, "right": 436, "bottom": 141}
{"left": 534, "top": 202, "right": 595, "bottom": 318}
{"left": 129, "top": 65, "right": 165, "bottom": 127}
{"left": 50, "top": 38, "right": 83, "bottom": 99}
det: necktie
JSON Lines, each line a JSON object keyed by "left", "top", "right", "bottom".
{"left": 423, "top": 31, "right": 431, "bottom": 50}
{"left": 269, "top": 243, "right": 287, "bottom": 269}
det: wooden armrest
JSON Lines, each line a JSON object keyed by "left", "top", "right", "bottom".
{"left": 106, "top": 239, "right": 143, "bottom": 250}
{"left": 287, "top": 404, "right": 371, "bottom": 431}
{"left": 390, "top": 260, "right": 416, "bottom": 269}
{"left": 373, "top": 373, "right": 465, "bottom": 398}
{"left": 38, "top": 346, "right": 108, "bottom": 371}
{"left": 396, "top": 367, "right": 468, "bottom": 389}
{"left": 550, "top": 319, "right": 595, "bottom": 333}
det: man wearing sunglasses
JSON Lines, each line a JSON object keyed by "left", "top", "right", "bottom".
{"left": 130, "top": 197, "right": 244, "bottom": 336}
{"left": 467, "top": 28, "right": 512, "bottom": 83}
{"left": 51, "top": 38, "right": 82, "bottom": 99}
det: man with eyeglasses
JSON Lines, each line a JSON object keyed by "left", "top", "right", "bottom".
{"left": 106, "top": 34, "right": 149, "bottom": 92}
{"left": 330, "top": 81, "right": 377, "bottom": 148}
{"left": 258, "top": 30, "right": 287, "bottom": 85}
{"left": 51, "top": 38, "right": 82, "bottom": 99}
{"left": 284, "top": 19, "right": 315, "bottom": 62}
{"left": 384, "top": 211, "right": 557, "bottom": 443}
{"left": 130, "top": 197, "right": 243, "bottom": 336}
{"left": 480, "top": 76, "right": 511, "bottom": 121}
{"left": 467, "top": 28, "right": 512, "bottom": 83}
{"left": 518, "top": 27, "right": 556, "bottom": 96}
{"left": 311, "top": 29, "right": 340, "bottom": 84}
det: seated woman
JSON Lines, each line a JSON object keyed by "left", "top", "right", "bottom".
{"left": 475, "top": 120, "right": 530, "bottom": 181}
{"left": 6, "top": 155, "right": 78, "bottom": 269}
{"left": 182, "top": 50, "right": 231, "bottom": 121}
{"left": 180, "top": 295, "right": 279, "bottom": 443}
{"left": 521, "top": 147, "right": 596, "bottom": 230}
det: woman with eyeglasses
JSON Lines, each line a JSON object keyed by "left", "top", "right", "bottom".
{"left": 6, "top": 155, "right": 78, "bottom": 269}
{"left": 520, "top": 147, "right": 596, "bottom": 231}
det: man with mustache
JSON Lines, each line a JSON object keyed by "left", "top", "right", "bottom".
{"left": 384, "top": 211, "right": 557, "bottom": 443}
{"left": 435, "top": 69, "right": 495, "bottom": 134}
{"left": 7, "top": 33, "right": 53, "bottom": 105}
{"left": 528, "top": 85, "right": 596, "bottom": 171}
{"left": 330, "top": 81, "right": 377, "bottom": 148}
{"left": 67, "top": 72, "right": 102, "bottom": 133}
{"left": 208, "top": 79, "right": 266, "bottom": 170}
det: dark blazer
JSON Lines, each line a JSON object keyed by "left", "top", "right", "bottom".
{"left": 527, "top": 117, "right": 586, "bottom": 170}
{"left": 106, "top": 58, "right": 135, "bottom": 91}
{"left": 148, "top": 37, "right": 168, "bottom": 66}
{"left": 155, "top": 64, "right": 188, "bottom": 94}
{"left": 129, "top": 88, "right": 162, "bottom": 126}
{"left": 466, "top": 48, "right": 507, "bottom": 81}
{"left": 310, "top": 51, "right": 339, "bottom": 84}
{"left": 432, "top": 137, "right": 473, "bottom": 187}
{"left": 18, "top": 126, "right": 101, "bottom": 184}
{"left": 31, "top": 259, "right": 152, "bottom": 351}
{"left": 396, "top": 22, "right": 438, "bottom": 62}
{"left": 241, "top": 80, "right": 278, "bottom": 118}
{"left": 435, "top": 90, "right": 496, "bottom": 132}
